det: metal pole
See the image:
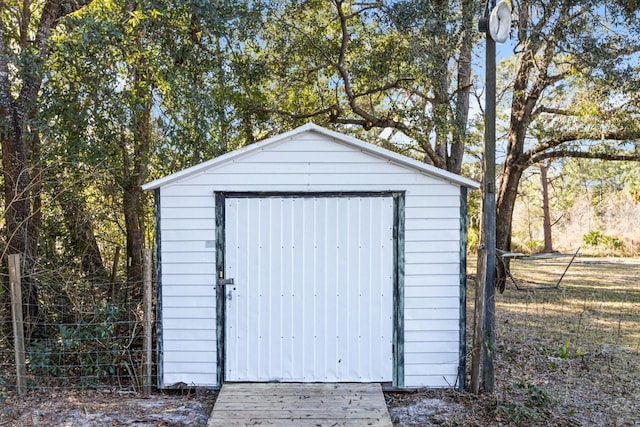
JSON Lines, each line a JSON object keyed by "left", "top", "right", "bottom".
{"left": 482, "top": 3, "right": 497, "bottom": 392}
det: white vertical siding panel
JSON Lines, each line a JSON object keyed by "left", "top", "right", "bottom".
{"left": 223, "top": 199, "right": 238, "bottom": 378}
{"left": 225, "top": 196, "right": 393, "bottom": 382}
{"left": 314, "top": 198, "right": 330, "bottom": 379}
{"left": 359, "top": 199, "right": 373, "bottom": 379}
{"left": 334, "top": 198, "right": 348, "bottom": 379}
{"left": 293, "top": 199, "right": 308, "bottom": 379}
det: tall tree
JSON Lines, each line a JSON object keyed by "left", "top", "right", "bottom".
{"left": 1, "top": 1, "right": 92, "bottom": 261}
{"left": 539, "top": 162, "right": 553, "bottom": 253}
{"left": 250, "top": 0, "right": 481, "bottom": 174}
{"left": 40, "top": 0, "right": 264, "bottom": 285}
{"left": 494, "top": 1, "right": 640, "bottom": 287}
{"left": 1, "top": 1, "right": 93, "bottom": 332}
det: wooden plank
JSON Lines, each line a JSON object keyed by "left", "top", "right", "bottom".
{"left": 216, "top": 393, "right": 385, "bottom": 401}
{"left": 9, "top": 254, "right": 26, "bottom": 395}
{"left": 221, "top": 382, "right": 382, "bottom": 392}
{"left": 216, "top": 390, "right": 378, "bottom": 402}
{"left": 207, "top": 383, "right": 391, "bottom": 427}
{"left": 214, "top": 398, "right": 384, "bottom": 408}
{"left": 216, "top": 393, "right": 383, "bottom": 401}
{"left": 215, "top": 391, "right": 385, "bottom": 404}
{"left": 212, "top": 408, "right": 388, "bottom": 417}
{"left": 208, "top": 418, "right": 392, "bottom": 427}
{"left": 217, "top": 389, "right": 383, "bottom": 398}
{"left": 143, "top": 249, "right": 153, "bottom": 396}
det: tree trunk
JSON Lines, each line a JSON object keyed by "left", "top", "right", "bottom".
{"left": 30, "top": 131, "right": 43, "bottom": 260}
{"left": 1, "top": 18, "right": 37, "bottom": 337}
{"left": 496, "top": 162, "right": 526, "bottom": 252}
{"left": 495, "top": 145, "right": 527, "bottom": 291}
{"left": 123, "top": 184, "right": 145, "bottom": 288}
{"left": 122, "top": 22, "right": 152, "bottom": 292}
{"left": 449, "top": 0, "right": 475, "bottom": 175}
{"left": 1, "top": 0, "right": 94, "bottom": 337}
{"left": 540, "top": 163, "right": 553, "bottom": 253}
{"left": 0, "top": 15, "right": 32, "bottom": 259}
{"left": 1, "top": 116, "right": 31, "bottom": 259}
{"left": 56, "top": 184, "right": 110, "bottom": 281}
{"left": 1, "top": 130, "right": 40, "bottom": 339}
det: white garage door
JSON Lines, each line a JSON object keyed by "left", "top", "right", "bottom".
{"left": 224, "top": 195, "right": 394, "bottom": 382}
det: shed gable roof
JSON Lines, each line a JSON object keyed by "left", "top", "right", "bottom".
{"left": 141, "top": 123, "right": 479, "bottom": 190}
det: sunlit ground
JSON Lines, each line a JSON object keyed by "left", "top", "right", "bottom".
{"left": 467, "top": 255, "right": 640, "bottom": 424}
{"left": 494, "top": 257, "right": 640, "bottom": 351}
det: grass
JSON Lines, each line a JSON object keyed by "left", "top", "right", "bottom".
{"left": 497, "top": 258, "right": 639, "bottom": 353}
{"left": 468, "top": 256, "right": 640, "bottom": 425}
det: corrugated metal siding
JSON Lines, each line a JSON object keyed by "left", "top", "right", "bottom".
{"left": 158, "top": 132, "right": 464, "bottom": 388}
{"left": 224, "top": 196, "right": 394, "bottom": 382}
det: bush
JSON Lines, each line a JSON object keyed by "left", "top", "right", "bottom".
{"left": 26, "top": 302, "right": 139, "bottom": 387}
{"left": 583, "top": 230, "right": 603, "bottom": 245}
{"left": 467, "top": 226, "right": 480, "bottom": 252}
{"left": 601, "top": 234, "right": 623, "bottom": 249}
{"left": 583, "top": 230, "right": 623, "bottom": 249}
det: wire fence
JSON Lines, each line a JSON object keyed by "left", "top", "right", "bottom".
{"left": 471, "top": 257, "right": 640, "bottom": 423}
{"left": 1, "top": 258, "right": 153, "bottom": 393}
{"left": 485, "top": 256, "right": 640, "bottom": 356}
{"left": 3, "top": 250, "right": 638, "bottom": 421}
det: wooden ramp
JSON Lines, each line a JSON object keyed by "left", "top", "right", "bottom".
{"left": 207, "top": 383, "right": 392, "bottom": 426}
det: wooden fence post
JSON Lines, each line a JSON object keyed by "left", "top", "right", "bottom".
{"left": 109, "top": 245, "right": 121, "bottom": 300}
{"left": 143, "top": 249, "right": 153, "bottom": 396}
{"left": 9, "top": 254, "right": 27, "bottom": 395}
{"left": 470, "top": 251, "right": 486, "bottom": 394}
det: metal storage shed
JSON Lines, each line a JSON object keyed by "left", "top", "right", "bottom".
{"left": 142, "top": 123, "right": 479, "bottom": 390}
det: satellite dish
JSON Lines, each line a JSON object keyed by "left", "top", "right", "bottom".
{"left": 489, "top": 1, "right": 512, "bottom": 43}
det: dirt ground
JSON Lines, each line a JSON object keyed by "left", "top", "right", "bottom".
{"left": 0, "top": 386, "right": 581, "bottom": 426}
{"left": 0, "top": 389, "right": 215, "bottom": 426}
{"left": 1, "top": 258, "right": 639, "bottom": 426}
{"left": 0, "top": 387, "right": 519, "bottom": 426}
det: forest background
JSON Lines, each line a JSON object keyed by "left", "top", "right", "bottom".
{"left": 0, "top": 0, "right": 639, "bottom": 377}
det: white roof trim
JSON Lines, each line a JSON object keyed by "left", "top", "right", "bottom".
{"left": 142, "top": 123, "right": 480, "bottom": 190}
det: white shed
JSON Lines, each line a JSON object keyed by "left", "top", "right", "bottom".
{"left": 142, "top": 123, "right": 479, "bottom": 390}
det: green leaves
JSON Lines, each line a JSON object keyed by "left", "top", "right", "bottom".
{"left": 243, "top": 0, "right": 481, "bottom": 172}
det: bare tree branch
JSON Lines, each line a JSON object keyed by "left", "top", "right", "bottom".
{"left": 533, "top": 106, "right": 575, "bottom": 116}
{"left": 527, "top": 130, "right": 640, "bottom": 159}
{"left": 247, "top": 104, "right": 340, "bottom": 121}
{"left": 530, "top": 149, "right": 640, "bottom": 164}
{"left": 352, "top": 78, "right": 415, "bottom": 99}
{"left": 331, "top": 0, "right": 439, "bottom": 163}
{"left": 343, "top": 1, "right": 380, "bottom": 20}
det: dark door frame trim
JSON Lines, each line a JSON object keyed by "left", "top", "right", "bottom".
{"left": 214, "top": 191, "right": 405, "bottom": 387}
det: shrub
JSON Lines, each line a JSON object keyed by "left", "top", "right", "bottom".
{"left": 583, "top": 230, "right": 603, "bottom": 245}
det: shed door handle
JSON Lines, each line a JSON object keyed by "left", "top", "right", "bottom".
{"left": 218, "top": 278, "right": 234, "bottom": 286}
